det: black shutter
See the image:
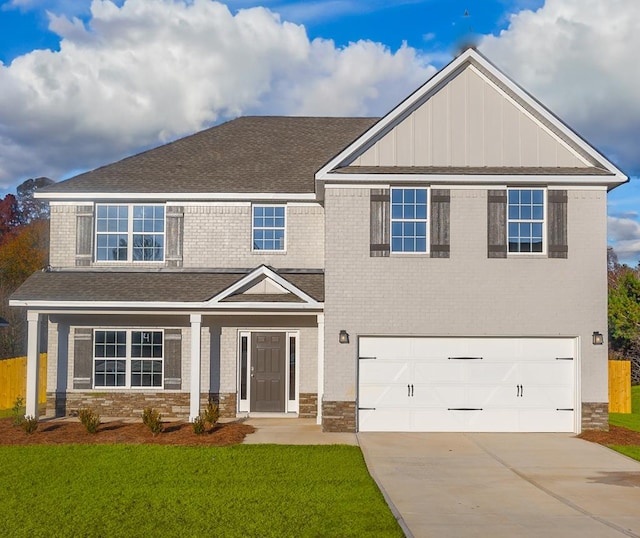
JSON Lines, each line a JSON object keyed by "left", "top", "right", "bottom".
{"left": 487, "top": 190, "right": 507, "bottom": 258}
{"left": 75, "top": 206, "right": 94, "bottom": 267}
{"left": 165, "top": 206, "right": 184, "bottom": 268}
{"left": 73, "top": 328, "right": 93, "bottom": 389}
{"left": 164, "top": 329, "right": 182, "bottom": 390}
{"left": 548, "top": 190, "right": 568, "bottom": 259}
{"left": 430, "top": 189, "right": 450, "bottom": 258}
{"left": 370, "top": 189, "right": 390, "bottom": 257}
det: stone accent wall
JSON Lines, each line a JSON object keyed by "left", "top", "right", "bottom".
{"left": 51, "top": 392, "right": 190, "bottom": 418}
{"left": 49, "top": 391, "right": 239, "bottom": 419}
{"left": 207, "top": 392, "right": 237, "bottom": 418}
{"left": 322, "top": 400, "right": 356, "bottom": 432}
{"left": 299, "top": 393, "right": 317, "bottom": 418}
{"left": 582, "top": 402, "right": 609, "bottom": 431}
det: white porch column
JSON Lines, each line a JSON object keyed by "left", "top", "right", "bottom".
{"left": 25, "top": 311, "right": 40, "bottom": 418}
{"left": 316, "top": 313, "right": 324, "bottom": 425}
{"left": 189, "top": 314, "right": 202, "bottom": 422}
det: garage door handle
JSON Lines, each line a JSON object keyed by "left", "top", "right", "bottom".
{"left": 448, "top": 408, "right": 483, "bottom": 411}
{"left": 407, "top": 384, "right": 415, "bottom": 397}
{"left": 516, "top": 384, "right": 524, "bottom": 397}
{"left": 448, "top": 356, "right": 483, "bottom": 360}
{"left": 411, "top": 384, "right": 414, "bottom": 397}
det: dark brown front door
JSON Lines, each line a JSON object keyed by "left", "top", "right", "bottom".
{"left": 250, "top": 332, "right": 286, "bottom": 412}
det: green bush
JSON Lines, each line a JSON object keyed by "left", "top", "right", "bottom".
{"left": 141, "top": 407, "right": 164, "bottom": 436}
{"left": 202, "top": 400, "right": 220, "bottom": 428}
{"left": 77, "top": 408, "right": 101, "bottom": 434}
{"left": 22, "top": 415, "right": 38, "bottom": 434}
{"left": 192, "top": 414, "right": 206, "bottom": 435}
{"left": 12, "top": 396, "right": 25, "bottom": 427}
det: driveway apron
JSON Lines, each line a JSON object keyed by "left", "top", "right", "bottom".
{"left": 358, "top": 433, "right": 640, "bottom": 538}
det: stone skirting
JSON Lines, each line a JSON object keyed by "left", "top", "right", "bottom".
{"left": 581, "top": 402, "right": 609, "bottom": 431}
{"left": 207, "top": 392, "right": 237, "bottom": 418}
{"left": 299, "top": 393, "right": 318, "bottom": 418}
{"left": 322, "top": 400, "right": 356, "bottom": 432}
{"left": 48, "top": 391, "right": 237, "bottom": 419}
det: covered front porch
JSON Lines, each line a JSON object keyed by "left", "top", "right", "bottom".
{"left": 11, "top": 266, "right": 325, "bottom": 423}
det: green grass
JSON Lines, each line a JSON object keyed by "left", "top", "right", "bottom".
{"left": 609, "top": 385, "right": 640, "bottom": 431}
{"left": 0, "top": 444, "right": 402, "bottom": 538}
{"left": 610, "top": 445, "right": 640, "bottom": 460}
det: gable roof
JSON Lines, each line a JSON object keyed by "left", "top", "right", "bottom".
{"left": 41, "top": 117, "right": 377, "bottom": 200}
{"left": 316, "top": 48, "right": 627, "bottom": 189}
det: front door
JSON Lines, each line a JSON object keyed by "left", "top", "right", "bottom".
{"left": 250, "top": 332, "right": 286, "bottom": 412}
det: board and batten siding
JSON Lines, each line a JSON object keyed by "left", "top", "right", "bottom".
{"left": 353, "top": 64, "right": 592, "bottom": 169}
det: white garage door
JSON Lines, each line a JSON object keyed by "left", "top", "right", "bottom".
{"left": 358, "top": 337, "right": 576, "bottom": 433}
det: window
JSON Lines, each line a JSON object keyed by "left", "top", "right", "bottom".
{"left": 94, "top": 330, "right": 163, "bottom": 388}
{"left": 96, "top": 205, "right": 165, "bottom": 261}
{"left": 253, "top": 205, "right": 285, "bottom": 251}
{"left": 508, "top": 189, "right": 545, "bottom": 253}
{"left": 391, "top": 188, "right": 428, "bottom": 253}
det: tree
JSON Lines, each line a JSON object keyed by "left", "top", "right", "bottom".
{"left": 0, "top": 194, "right": 21, "bottom": 244}
{"left": 0, "top": 220, "right": 49, "bottom": 359}
{"left": 608, "top": 251, "right": 640, "bottom": 384}
{"left": 16, "top": 177, "right": 54, "bottom": 223}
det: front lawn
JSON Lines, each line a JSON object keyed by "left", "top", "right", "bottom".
{"left": 0, "top": 444, "right": 402, "bottom": 537}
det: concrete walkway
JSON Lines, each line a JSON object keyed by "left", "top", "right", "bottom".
{"left": 241, "top": 417, "right": 357, "bottom": 445}
{"left": 358, "top": 432, "right": 640, "bottom": 538}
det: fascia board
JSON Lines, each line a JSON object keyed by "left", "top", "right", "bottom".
{"left": 321, "top": 173, "right": 621, "bottom": 185}
{"left": 36, "top": 192, "right": 318, "bottom": 201}
{"left": 315, "top": 49, "right": 476, "bottom": 180}
{"left": 10, "top": 299, "right": 323, "bottom": 310}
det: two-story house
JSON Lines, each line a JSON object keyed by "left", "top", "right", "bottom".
{"left": 12, "top": 48, "right": 626, "bottom": 433}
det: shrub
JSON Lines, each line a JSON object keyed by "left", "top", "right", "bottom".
{"left": 22, "top": 415, "right": 38, "bottom": 434}
{"left": 192, "top": 414, "right": 206, "bottom": 435}
{"left": 77, "top": 408, "right": 101, "bottom": 434}
{"left": 142, "top": 407, "right": 164, "bottom": 436}
{"left": 12, "top": 396, "right": 25, "bottom": 427}
{"left": 203, "top": 400, "right": 220, "bottom": 428}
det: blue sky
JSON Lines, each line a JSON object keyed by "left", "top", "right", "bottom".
{"left": 0, "top": 0, "right": 638, "bottom": 263}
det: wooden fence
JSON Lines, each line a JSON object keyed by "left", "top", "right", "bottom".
{"left": 609, "top": 359, "right": 631, "bottom": 414}
{"left": 0, "top": 354, "right": 47, "bottom": 410}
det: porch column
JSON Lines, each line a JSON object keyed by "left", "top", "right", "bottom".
{"left": 317, "top": 313, "right": 324, "bottom": 425}
{"left": 25, "top": 311, "right": 40, "bottom": 418}
{"left": 189, "top": 314, "right": 202, "bottom": 422}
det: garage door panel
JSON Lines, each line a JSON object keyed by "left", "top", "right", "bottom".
{"left": 517, "top": 385, "right": 575, "bottom": 409}
{"left": 412, "top": 409, "right": 468, "bottom": 432}
{"left": 466, "top": 409, "right": 519, "bottom": 432}
{"left": 467, "top": 385, "right": 519, "bottom": 408}
{"left": 413, "top": 385, "right": 465, "bottom": 407}
{"left": 466, "top": 362, "right": 519, "bottom": 383}
{"left": 359, "top": 409, "right": 412, "bottom": 432}
{"left": 518, "top": 409, "right": 574, "bottom": 432}
{"left": 359, "top": 360, "right": 410, "bottom": 384}
{"left": 413, "top": 362, "right": 465, "bottom": 383}
{"left": 359, "top": 385, "right": 409, "bottom": 408}
{"left": 519, "top": 362, "right": 574, "bottom": 385}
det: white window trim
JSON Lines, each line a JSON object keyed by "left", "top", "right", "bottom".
{"left": 251, "top": 204, "right": 287, "bottom": 253}
{"left": 506, "top": 188, "right": 547, "bottom": 256}
{"left": 94, "top": 203, "right": 166, "bottom": 263}
{"left": 237, "top": 330, "right": 299, "bottom": 414}
{"left": 92, "top": 328, "right": 165, "bottom": 389}
{"left": 390, "top": 187, "right": 430, "bottom": 255}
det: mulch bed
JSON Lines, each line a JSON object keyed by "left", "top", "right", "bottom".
{"left": 0, "top": 417, "right": 254, "bottom": 446}
{"left": 578, "top": 424, "right": 640, "bottom": 446}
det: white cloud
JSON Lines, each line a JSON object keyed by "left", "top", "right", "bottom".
{"left": 608, "top": 216, "right": 640, "bottom": 265}
{"left": 480, "top": 0, "right": 640, "bottom": 177}
{"left": 0, "top": 0, "right": 433, "bottom": 190}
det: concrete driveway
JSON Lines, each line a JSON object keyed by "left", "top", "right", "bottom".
{"left": 358, "top": 433, "right": 640, "bottom": 538}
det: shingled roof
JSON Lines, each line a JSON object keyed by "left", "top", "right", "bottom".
{"left": 43, "top": 117, "right": 378, "bottom": 195}
{"left": 11, "top": 271, "right": 324, "bottom": 304}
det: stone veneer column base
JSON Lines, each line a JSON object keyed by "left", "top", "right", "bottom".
{"left": 299, "top": 393, "right": 318, "bottom": 418}
{"left": 204, "top": 392, "right": 237, "bottom": 418}
{"left": 582, "top": 402, "right": 609, "bottom": 431}
{"left": 322, "top": 401, "right": 356, "bottom": 432}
